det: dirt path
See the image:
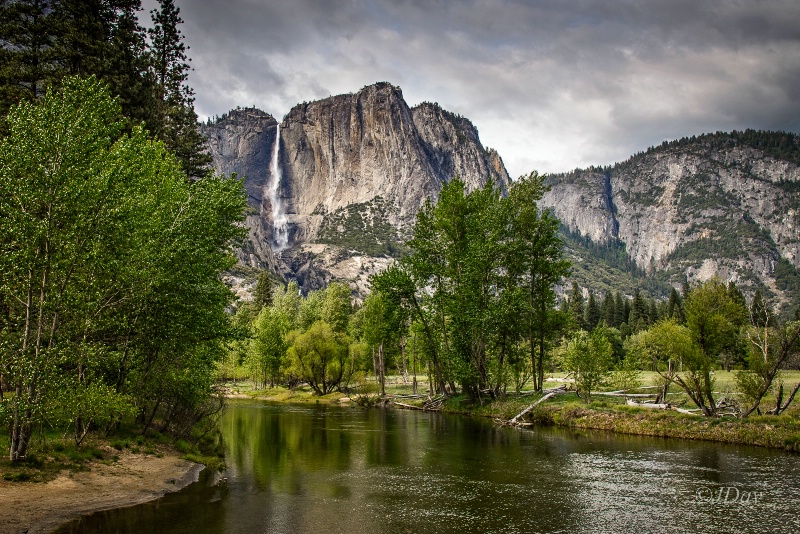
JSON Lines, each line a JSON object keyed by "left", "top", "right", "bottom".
{"left": 0, "top": 450, "right": 202, "bottom": 534}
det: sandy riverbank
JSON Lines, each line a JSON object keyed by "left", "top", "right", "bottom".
{"left": 0, "top": 449, "right": 202, "bottom": 534}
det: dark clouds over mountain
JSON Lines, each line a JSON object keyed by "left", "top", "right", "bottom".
{"left": 141, "top": 0, "right": 800, "bottom": 176}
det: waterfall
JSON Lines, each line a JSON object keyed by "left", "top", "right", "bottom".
{"left": 270, "top": 124, "right": 289, "bottom": 250}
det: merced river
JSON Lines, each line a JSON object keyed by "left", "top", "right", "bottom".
{"left": 56, "top": 399, "right": 800, "bottom": 533}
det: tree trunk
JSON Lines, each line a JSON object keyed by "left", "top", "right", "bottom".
{"left": 400, "top": 336, "right": 409, "bottom": 383}
{"left": 378, "top": 342, "right": 386, "bottom": 396}
{"left": 412, "top": 332, "right": 418, "bottom": 395}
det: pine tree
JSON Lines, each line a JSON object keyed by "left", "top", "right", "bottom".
{"left": 613, "top": 291, "right": 626, "bottom": 328}
{"left": 148, "top": 0, "right": 210, "bottom": 178}
{"left": 585, "top": 290, "right": 600, "bottom": 330}
{"left": 647, "top": 298, "right": 659, "bottom": 325}
{"left": 0, "top": 0, "right": 61, "bottom": 118}
{"left": 253, "top": 270, "right": 273, "bottom": 310}
{"left": 629, "top": 289, "right": 647, "bottom": 332}
{"left": 569, "top": 281, "right": 585, "bottom": 331}
{"left": 667, "top": 287, "right": 684, "bottom": 323}
{"left": 601, "top": 291, "right": 614, "bottom": 327}
{"left": 0, "top": 1, "right": 155, "bottom": 130}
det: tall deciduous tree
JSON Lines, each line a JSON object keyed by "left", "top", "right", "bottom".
{"left": 373, "top": 173, "right": 569, "bottom": 398}
{"left": 0, "top": 77, "right": 245, "bottom": 460}
{"left": 507, "top": 171, "right": 569, "bottom": 391}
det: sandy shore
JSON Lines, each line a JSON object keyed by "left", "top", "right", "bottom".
{"left": 0, "top": 450, "right": 202, "bottom": 534}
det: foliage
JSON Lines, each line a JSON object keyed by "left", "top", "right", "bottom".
{"left": 316, "top": 197, "right": 408, "bottom": 257}
{"left": 0, "top": 0, "right": 209, "bottom": 179}
{"left": 371, "top": 174, "right": 569, "bottom": 399}
{"left": 247, "top": 306, "right": 290, "bottom": 388}
{"left": 286, "top": 321, "right": 353, "bottom": 395}
{"left": 562, "top": 327, "right": 615, "bottom": 402}
{"left": 0, "top": 78, "right": 245, "bottom": 460}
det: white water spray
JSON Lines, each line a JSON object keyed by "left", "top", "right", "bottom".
{"left": 270, "top": 124, "right": 289, "bottom": 249}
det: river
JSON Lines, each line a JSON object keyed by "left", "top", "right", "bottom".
{"left": 56, "top": 399, "right": 800, "bottom": 533}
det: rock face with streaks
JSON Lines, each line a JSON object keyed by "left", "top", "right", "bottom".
{"left": 541, "top": 131, "right": 800, "bottom": 311}
{"left": 202, "top": 82, "right": 510, "bottom": 294}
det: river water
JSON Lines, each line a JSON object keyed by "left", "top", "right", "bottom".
{"left": 57, "top": 400, "right": 800, "bottom": 533}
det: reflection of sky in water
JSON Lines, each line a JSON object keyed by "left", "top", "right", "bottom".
{"left": 57, "top": 402, "right": 800, "bottom": 534}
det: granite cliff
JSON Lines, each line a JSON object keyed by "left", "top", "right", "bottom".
{"left": 541, "top": 131, "right": 800, "bottom": 315}
{"left": 202, "top": 82, "right": 510, "bottom": 295}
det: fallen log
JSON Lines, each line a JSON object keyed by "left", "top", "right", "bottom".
{"left": 626, "top": 398, "right": 670, "bottom": 410}
{"left": 508, "top": 391, "right": 559, "bottom": 425}
{"left": 626, "top": 398, "right": 702, "bottom": 416}
{"left": 393, "top": 401, "right": 424, "bottom": 411}
{"left": 594, "top": 392, "right": 658, "bottom": 398}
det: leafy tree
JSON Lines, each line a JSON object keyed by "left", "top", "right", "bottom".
{"left": 563, "top": 326, "right": 614, "bottom": 402}
{"left": 507, "top": 172, "right": 569, "bottom": 391}
{"left": 321, "top": 281, "right": 352, "bottom": 334}
{"left": 248, "top": 306, "right": 289, "bottom": 388}
{"left": 630, "top": 280, "right": 748, "bottom": 417}
{"left": 286, "top": 321, "right": 352, "bottom": 395}
{"left": 686, "top": 278, "right": 747, "bottom": 374}
{"left": 626, "top": 319, "right": 704, "bottom": 409}
{"left": 272, "top": 281, "right": 302, "bottom": 330}
{"left": 736, "top": 296, "right": 800, "bottom": 416}
{"left": 0, "top": 77, "right": 245, "bottom": 460}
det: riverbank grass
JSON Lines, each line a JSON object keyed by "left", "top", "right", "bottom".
{"left": 0, "top": 425, "right": 225, "bottom": 483}
{"left": 223, "top": 371, "right": 800, "bottom": 453}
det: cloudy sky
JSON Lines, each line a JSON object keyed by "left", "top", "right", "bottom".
{"left": 141, "top": 0, "right": 800, "bottom": 177}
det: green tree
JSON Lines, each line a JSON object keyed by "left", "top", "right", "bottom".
{"left": 0, "top": 77, "right": 245, "bottom": 460}
{"left": 248, "top": 306, "right": 289, "bottom": 388}
{"left": 252, "top": 270, "right": 273, "bottom": 310}
{"left": 0, "top": 0, "right": 60, "bottom": 117}
{"left": 585, "top": 290, "right": 601, "bottom": 330}
{"left": 628, "top": 289, "right": 647, "bottom": 333}
{"left": 321, "top": 281, "right": 352, "bottom": 334}
{"left": 613, "top": 291, "right": 626, "bottom": 328}
{"left": 507, "top": 171, "right": 569, "bottom": 392}
{"left": 736, "top": 296, "right": 800, "bottom": 416}
{"left": 666, "top": 287, "right": 684, "bottom": 323}
{"left": 0, "top": 1, "right": 155, "bottom": 129}
{"left": 601, "top": 291, "right": 614, "bottom": 327}
{"left": 568, "top": 282, "right": 585, "bottom": 331}
{"left": 563, "top": 326, "right": 614, "bottom": 402}
{"left": 148, "top": 0, "right": 210, "bottom": 178}
{"left": 287, "top": 321, "right": 352, "bottom": 395}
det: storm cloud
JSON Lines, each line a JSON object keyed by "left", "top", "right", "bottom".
{"left": 142, "top": 0, "right": 800, "bottom": 176}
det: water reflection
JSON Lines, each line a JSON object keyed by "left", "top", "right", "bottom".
{"left": 57, "top": 400, "right": 800, "bottom": 534}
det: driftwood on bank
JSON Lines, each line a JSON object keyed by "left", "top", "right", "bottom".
{"left": 505, "top": 386, "right": 568, "bottom": 426}
{"left": 392, "top": 401, "right": 424, "bottom": 411}
{"left": 625, "top": 398, "right": 701, "bottom": 416}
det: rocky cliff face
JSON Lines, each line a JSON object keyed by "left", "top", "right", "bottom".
{"left": 541, "top": 132, "right": 800, "bottom": 311}
{"left": 202, "top": 82, "right": 510, "bottom": 294}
